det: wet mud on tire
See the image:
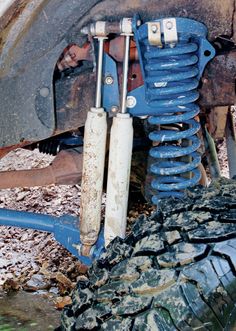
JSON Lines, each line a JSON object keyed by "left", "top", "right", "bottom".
{"left": 60, "top": 178, "right": 236, "bottom": 330}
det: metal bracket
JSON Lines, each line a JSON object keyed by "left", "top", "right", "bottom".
{"left": 102, "top": 54, "right": 120, "bottom": 114}
{"left": 0, "top": 208, "right": 105, "bottom": 265}
{"left": 120, "top": 18, "right": 133, "bottom": 35}
{"left": 147, "top": 22, "right": 162, "bottom": 47}
{"left": 163, "top": 18, "right": 178, "bottom": 46}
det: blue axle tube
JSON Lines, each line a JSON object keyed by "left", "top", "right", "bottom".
{"left": 0, "top": 208, "right": 104, "bottom": 265}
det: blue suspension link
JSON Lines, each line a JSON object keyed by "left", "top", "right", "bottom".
{"left": 132, "top": 17, "right": 215, "bottom": 205}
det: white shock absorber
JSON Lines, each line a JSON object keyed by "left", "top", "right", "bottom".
{"left": 80, "top": 25, "right": 107, "bottom": 252}
{"left": 105, "top": 18, "right": 133, "bottom": 246}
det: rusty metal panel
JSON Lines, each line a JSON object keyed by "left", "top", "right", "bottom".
{"left": 55, "top": 70, "right": 96, "bottom": 134}
{"left": 0, "top": 0, "right": 100, "bottom": 147}
{"left": 199, "top": 52, "right": 236, "bottom": 107}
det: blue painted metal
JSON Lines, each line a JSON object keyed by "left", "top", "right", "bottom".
{"left": 130, "top": 17, "right": 215, "bottom": 204}
{"left": 0, "top": 208, "right": 104, "bottom": 265}
{"left": 102, "top": 53, "right": 120, "bottom": 113}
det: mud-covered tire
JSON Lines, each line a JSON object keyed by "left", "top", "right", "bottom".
{"left": 60, "top": 178, "right": 236, "bottom": 330}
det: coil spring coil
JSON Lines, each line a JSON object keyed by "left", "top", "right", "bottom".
{"left": 140, "top": 34, "right": 202, "bottom": 204}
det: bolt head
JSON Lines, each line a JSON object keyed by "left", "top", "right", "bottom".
{"left": 111, "top": 106, "right": 119, "bottom": 113}
{"left": 151, "top": 24, "right": 158, "bottom": 33}
{"left": 40, "top": 87, "right": 50, "bottom": 98}
{"left": 166, "top": 21, "right": 173, "bottom": 30}
{"left": 126, "top": 96, "right": 137, "bottom": 108}
{"left": 105, "top": 76, "right": 114, "bottom": 85}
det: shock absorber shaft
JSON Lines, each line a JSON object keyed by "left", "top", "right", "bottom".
{"left": 80, "top": 30, "right": 107, "bottom": 253}
{"left": 104, "top": 19, "right": 133, "bottom": 246}
{"left": 95, "top": 37, "right": 105, "bottom": 108}
{"left": 121, "top": 34, "right": 131, "bottom": 114}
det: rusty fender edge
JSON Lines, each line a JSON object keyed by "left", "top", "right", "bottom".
{"left": 0, "top": 0, "right": 101, "bottom": 148}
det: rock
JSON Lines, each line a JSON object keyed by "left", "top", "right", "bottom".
{"left": 24, "top": 274, "right": 51, "bottom": 292}
{"left": 55, "top": 272, "right": 74, "bottom": 289}
{"left": 55, "top": 296, "right": 72, "bottom": 310}
{"left": 2, "top": 278, "right": 20, "bottom": 291}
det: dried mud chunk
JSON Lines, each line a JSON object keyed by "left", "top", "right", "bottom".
{"left": 213, "top": 239, "right": 236, "bottom": 271}
{"left": 132, "top": 308, "right": 177, "bottom": 331}
{"left": 181, "top": 282, "right": 223, "bottom": 330}
{"left": 71, "top": 287, "right": 94, "bottom": 314}
{"left": 113, "top": 295, "right": 152, "bottom": 316}
{"left": 188, "top": 222, "right": 236, "bottom": 242}
{"left": 192, "top": 197, "right": 226, "bottom": 212}
{"left": 88, "top": 267, "right": 109, "bottom": 289}
{"left": 97, "top": 281, "right": 129, "bottom": 302}
{"left": 61, "top": 307, "right": 75, "bottom": 331}
{"left": 110, "top": 256, "right": 152, "bottom": 282}
{"left": 74, "top": 305, "right": 109, "bottom": 330}
{"left": 220, "top": 210, "right": 236, "bottom": 223}
{"left": 99, "top": 238, "right": 133, "bottom": 266}
{"left": 181, "top": 260, "right": 220, "bottom": 296}
{"left": 132, "top": 215, "right": 161, "bottom": 240}
{"left": 101, "top": 317, "right": 133, "bottom": 331}
{"left": 160, "top": 198, "right": 193, "bottom": 218}
{"left": 165, "top": 230, "right": 181, "bottom": 245}
{"left": 218, "top": 270, "right": 236, "bottom": 301}
{"left": 210, "top": 256, "right": 231, "bottom": 277}
{"left": 164, "top": 211, "right": 199, "bottom": 231}
{"left": 132, "top": 234, "right": 164, "bottom": 256}
{"left": 153, "top": 285, "right": 203, "bottom": 330}
{"left": 157, "top": 243, "right": 207, "bottom": 268}
{"left": 131, "top": 269, "right": 176, "bottom": 295}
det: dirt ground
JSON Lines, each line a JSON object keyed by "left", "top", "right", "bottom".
{"left": 0, "top": 140, "right": 230, "bottom": 306}
{"left": 0, "top": 149, "right": 86, "bottom": 305}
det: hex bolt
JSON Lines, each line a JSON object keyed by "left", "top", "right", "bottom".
{"left": 137, "top": 20, "right": 142, "bottom": 27}
{"left": 105, "top": 76, "right": 114, "bottom": 85}
{"left": 111, "top": 106, "right": 119, "bottom": 113}
{"left": 40, "top": 87, "right": 50, "bottom": 98}
{"left": 126, "top": 96, "right": 137, "bottom": 108}
{"left": 166, "top": 21, "right": 173, "bottom": 30}
{"left": 151, "top": 24, "right": 158, "bottom": 33}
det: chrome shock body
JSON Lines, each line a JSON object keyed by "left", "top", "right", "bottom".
{"left": 133, "top": 17, "right": 215, "bottom": 205}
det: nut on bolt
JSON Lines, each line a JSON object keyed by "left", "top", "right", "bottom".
{"left": 81, "top": 21, "right": 107, "bottom": 37}
{"left": 111, "top": 106, "right": 119, "bottom": 113}
{"left": 166, "top": 20, "right": 174, "bottom": 30}
{"left": 151, "top": 24, "right": 158, "bottom": 33}
{"left": 105, "top": 76, "right": 114, "bottom": 85}
{"left": 126, "top": 96, "right": 137, "bottom": 108}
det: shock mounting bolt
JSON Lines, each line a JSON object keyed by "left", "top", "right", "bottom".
{"left": 105, "top": 76, "right": 114, "bottom": 85}
{"left": 137, "top": 20, "right": 142, "bottom": 27}
{"left": 166, "top": 21, "right": 173, "bottom": 30}
{"left": 151, "top": 24, "right": 158, "bottom": 33}
{"left": 111, "top": 106, "right": 119, "bottom": 113}
{"left": 126, "top": 96, "right": 137, "bottom": 108}
{"left": 40, "top": 87, "right": 50, "bottom": 98}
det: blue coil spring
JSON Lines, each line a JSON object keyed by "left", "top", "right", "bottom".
{"left": 139, "top": 31, "right": 203, "bottom": 204}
